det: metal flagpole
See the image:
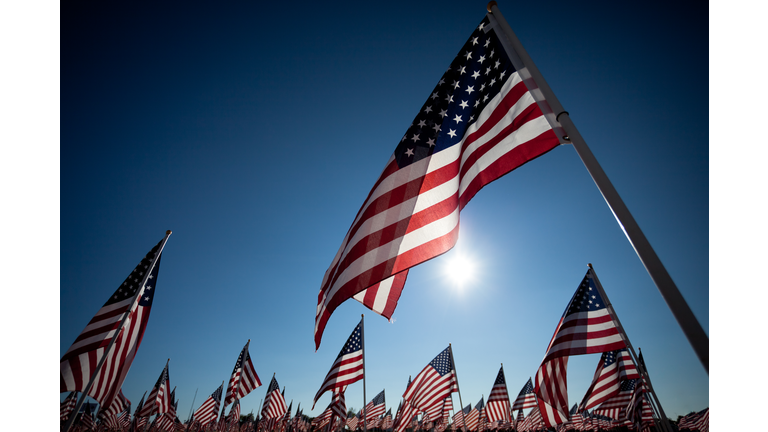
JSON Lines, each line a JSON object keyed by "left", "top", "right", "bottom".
{"left": 587, "top": 264, "right": 673, "bottom": 432}
{"left": 187, "top": 388, "right": 198, "bottom": 423}
{"left": 500, "top": 364, "right": 511, "bottom": 424}
{"left": 63, "top": 230, "right": 172, "bottom": 432}
{"left": 485, "top": 1, "right": 708, "bottom": 374}
{"left": 361, "top": 315, "right": 368, "bottom": 432}
{"left": 447, "top": 344, "right": 467, "bottom": 432}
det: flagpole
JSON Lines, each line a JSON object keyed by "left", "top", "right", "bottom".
{"left": 63, "top": 231, "right": 172, "bottom": 432}
{"left": 447, "top": 344, "right": 466, "bottom": 432}
{"left": 500, "top": 364, "right": 511, "bottom": 424}
{"left": 485, "top": 1, "right": 708, "bottom": 374}
{"left": 587, "top": 264, "right": 673, "bottom": 432}
{"left": 361, "top": 314, "right": 368, "bottom": 432}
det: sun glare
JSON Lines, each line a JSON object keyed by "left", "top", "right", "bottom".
{"left": 445, "top": 253, "right": 476, "bottom": 287}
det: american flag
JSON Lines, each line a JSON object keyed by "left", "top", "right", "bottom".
{"left": 225, "top": 340, "right": 262, "bottom": 407}
{"left": 513, "top": 409, "right": 523, "bottom": 430}
{"left": 366, "top": 389, "right": 387, "bottom": 421}
{"left": 517, "top": 406, "right": 542, "bottom": 432}
{"left": 313, "top": 14, "right": 562, "bottom": 349}
{"left": 80, "top": 402, "right": 97, "bottom": 430}
{"left": 440, "top": 396, "right": 453, "bottom": 427}
{"left": 61, "top": 391, "right": 77, "bottom": 420}
{"left": 329, "top": 388, "right": 347, "bottom": 427}
{"left": 261, "top": 377, "right": 287, "bottom": 420}
{"left": 453, "top": 403, "right": 470, "bottom": 429}
{"left": 403, "top": 347, "right": 458, "bottom": 416}
{"left": 578, "top": 350, "right": 621, "bottom": 411}
{"left": 382, "top": 409, "right": 393, "bottom": 430}
{"left": 464, "top": 400, "right": 480, "bottom": 432}
{"left": 592, "top": 379, "right": 637, "bottom": 420}
{"left": 193, "top": 384, "right": 223, "bottom": 427}
{"left": 311, "top": 407, "right": 333, "bottom": 429}
{"left": 693, "top": 408, "right": 709, "bottom": 432}
{"left": 535, "top": 269, "right": 627, "bottom": 428}
{"left": 393, "top": 402, "right": 416, "bottom": 432}
{"left": 137, "top": 359, "right": 171, "bottom": 417}
{"left": 100, "top": 388, "right": 130, "bottom": 420}
{"left": 511, "top": 378, "right": 536, "bottom": 411}
{"left": 485, "top": 366, "right": 510, "bottom": 423}
{"left": 617, "top": 349, "right": 639, "bottom": 380}
{"left": 60, "top": 235, "right": 168, "bottom": 411}
{"left": 313, "top": 320, "right": 364, "bottom": 408}
{"left": 626, "top": 379, "right": 652, "bottom": 431}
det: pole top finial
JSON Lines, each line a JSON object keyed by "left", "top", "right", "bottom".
{"left": 487, "top": 1, "right": 497, "bottom": 13}
{"left": 166, "top": 230, "right": 172, "bottom": 235}
{"left": 588, "top": 263, "right": 593, "bottom": 268}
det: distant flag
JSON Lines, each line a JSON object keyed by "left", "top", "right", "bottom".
{"left": 511, "top": 379, "right": 537, "bottom": 411}
{"left": 61, "top": 392, "right": 77, "bottom": 421}
{"left": 513, "top": 409, "right": 523, "bottom": 430}
{"left": 592, "top": 379, "right": 637, "bottom": 420}
{"left": 313, "top": 319, "right": 364, "bottom": 409}
{"left": 366, "top": 390, "right": 387, "bottom": 420}
{"left": 441, "top": 395, "right": 454, "bottom": 427}
{"left": 382, "top": 408, "right": 394, "bottom": 430}
{"left": 80, "top": 403, "right": 96, "bottom": 431}
{"left": 229, "top": 400, "right": 242, "bottom": 425}
{"left": 193, "top": 384, "right": 223, "bottom": 427}
{"left": 393, "top": 402, "right": 416, "bottom": 432}
{"left": 100, "top": 388, "right": 131, "bottom": 421}
{"left": 693, "top": 408, "right": 709, "bottom": 432}
{"left": 137, "top": 359, "right": 171, "bottom": 417}
{"left": 130, "top": 391, "right": 146, "bottom": 432}
{"left": 485, "top": 366, "right": 510, "bottom": 423}
{"left": 465, "top": 400, "right": 480, "bottom": 432}
{"left": 60, "top": 234, "right": 169, "bottom": 412}
{"left": 453, "top": 403, "right": 471, "bottom": 428}
{"left": 261, "top": 377, "right": 288, "bottom": 420}
{"left": 225, "top": 340, "right": 262, "bottom": 406}
{"left": 535, "top": 269, "right": 626, "bottom": 427}
{"left": 402, "top": 347, "right": 458, "bottom": 415}
{"left": 313, "top": 13, "right": 562, "bottom": 349}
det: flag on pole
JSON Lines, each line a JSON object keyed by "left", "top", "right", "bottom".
{"left": 330, "top": 388, "right": 347, "bottom": 426}
{"left": 313, "top": 319, "right": 364, "bottom": 408}
{"left": 511, "top": 378, "right": 536, "bottom": 411}
{"left": 485, "top": 366, "right": 510, "bottom": 423}
{"left": 137, "top": 360, "right": 171, "bottom": 417}
{"left": 578, "top": 349, "right": 639, "bottom": 411}
{"left": 592, "top": 379, "right": 637, "bottom": 420}
{"left": 366, "top": 389, "right": 387, "bottom": 420}
{"left": 402, "top": 347, "right": 458, "bottom": 415}
{"left": 60, "top": 235, "right": 168, "bottom": 410}
{"left": 193, "top": 384, "right": 223, "bottom": 427}
{"left": 224, "top": 340, "right": 262, "bottom": 407}
{"left": 453, "top": 403, "right": 470, "bottom": 429}
{"left": 61, "top": 392, "right": 77, "bottom": 421}
{"left": 100, "top": 388, "right": 131, "bottom": 420}
{"left": 534, "top": 269, "right": 626, "bottom": 427}
{"left": 262, "top": 377, "right": 288, "bottom": 420}
{"left": 313, "top": 14, "right": 562, "bottom": 348}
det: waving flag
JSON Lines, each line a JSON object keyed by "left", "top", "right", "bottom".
{"left": 100, "top": 388, "right": 131, "bottom": 420}
{"left": 225, "top": 340, "right": 262, "bottom": 406}
{"left": 193, "top": 384, "right": 223, "bottom": 427}
{"left": 403, "top": 347, "right": 458, "bottom": 415}
{"left": 366, "top": 389, "right": 387, "bottom": 420}
{"left": 313, "top": 13, "right": 562, "bottom": 348}
{"left": 60, "top": 234, "right": 169, "bottom": 411}
{"left": 485, "top": 366, "right": 510, "bottom": 423}
{"left": 511, "top": 378, "right": 536, "bottom": 411}
{"left": 313, "top": 319, "right": 364, "bottom": 408}
{"left": 137, "top": 360, "right": 171, "bottom": 417}
{"left": 262, "top": 377, "right": 288, "bottom": 420}
{"left": 453, "top": 403, "right": 470, "bottom": 428}
{"left": 61, "top": 392, "right": 77, "bottom": 420}
{"left": 578, "top": 349, "right": 639, "bottom": 411}
{"left": 592, "top": 379, "right": 637, "bottom": 420}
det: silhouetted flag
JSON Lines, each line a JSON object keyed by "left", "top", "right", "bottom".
{"left": 225, "top": 340, "right": 262, "bottom": 407}
{"left": 137, "top": 360, "right": 171, "bottom": 417}
{"left": 511, "top": 378, "right": 536, "bottom": 411}
{"left": 592, "top": 379, "right": 637, "bottom": 420}
{"left": 61, "top": 392, "right": 77, "bottom": 420}
{"left": 403, "top": 347, "right": 458, "bottom": 416}
{"left": 60, "top": 235, "right": 168, "bottom": 410}
{"left": 485, "top": 366, "right": 510, "bottom": 423}
{"left": 314, "top": 15, "right": 562, "bottom": 348}
{"left": 313, "top": 320, "right": 364, "bottom": 408}
{"left": 101, "top": 389, "right": 131, "bottom": 420}
{"left": 193, "top": 384, "right": 223, "bottom": 427}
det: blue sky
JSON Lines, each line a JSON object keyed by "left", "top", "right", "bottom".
{"left": 24, "top": 0, "right": 722, "bottom": 427}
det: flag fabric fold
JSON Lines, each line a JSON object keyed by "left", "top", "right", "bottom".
{"left": 314, "top": 14, "right": 561, "bottom": 348}
{"left": 402, "top": 347, "right": 458, "bottom": 416}
{"left": 313, "top": 320, "right": 364, "bottom": 408}
{"left": 137, "top": 360, "right": 171, "bottom": 417}
{"left": 225, "top": 340, "right": 263, "bottom": 407}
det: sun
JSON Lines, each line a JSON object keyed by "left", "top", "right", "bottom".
{"left": 444, "top": 252, "right": 476, "bottom": 288}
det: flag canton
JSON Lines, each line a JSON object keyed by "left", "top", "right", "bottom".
{"left": 108, "top": 240, "right": 162, "bottom": 306}
{"left": 337, "top": 323, "right": 363, "bottom": 357}
{"left": 602, "top": 351, "right": 618, "bottom": 367}
{"left": 212, "top": 385, "right": 223, "bottom": 402}
{"left": 267, "top": 377, "right": 280, "bottom": 394}
{"left": 620, "top": 379, "right": 637, "bottom": 391}
{"left": 393, "top": 17, "right": 516, "bottom": 169}
{"left": 494, "top": 368, "right": 505, "bottom": 385}
{"left": 475, "top": 398, "right": 484, "bottom": 410}
{"left": 518, "top": 379, "right": 534, "bottom": 396}
{"left": 428, "top": 347, "right": 454, "bottom": 376}
{"left": 372, "top": 390, "right": 386, "bottom": 405}
{"left": 232, "top": 344, "right": 248, "bottom": 372}
{"left": 564, "top": 270, "right": 607, "bottom": 316}
{"left": 155, "top": 364, "right": 169, "bottom": 386}
{"left": 463, "top": 404, "right": 472, "bottom": 415}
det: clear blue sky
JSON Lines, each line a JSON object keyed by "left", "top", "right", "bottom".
{"left": 54, "top": 0, "right": 713, "bottom": 426}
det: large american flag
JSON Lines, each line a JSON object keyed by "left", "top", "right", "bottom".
{"left": 511, "top": 378, "right": 536, "bottom": 411}
{"left": 193, "top": 384, "right": 223, "bottom": 427}
{"left": 313, "top": 15, "right": 562, "bottom": 348}
{"left": 60, "top": 235, "right": 168, "bottom": 411}
{"left": 137, "top": 360, "right": 171, "bottom": 417}
{"left": 403, "top": 347, "right": 458, "bottom": 415}
{"left": 578, "top": 349, "right": 640, "bottom": 411}
{"left": 224, "top": 340, "right": 262, "bottom": 407}
{"left": 485, "top": 366, "right": 510, "bottom": 423}
{"left": 261, "top": 377, "right": 287, "bottom": 420}
{"left": 313, "top": 320, "right": 364, "bottom": 408}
